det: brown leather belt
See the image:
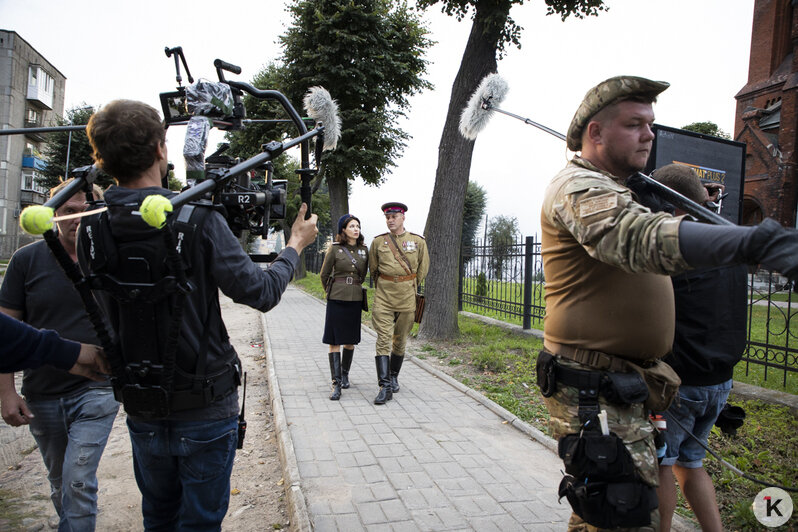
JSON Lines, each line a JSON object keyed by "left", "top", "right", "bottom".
{"left": 379, "top": 273, "right": 416, "bottom": 282}
{"left": 333, "top": 276, "right": 362, "bottom": 285}
{"left": 543, "top": 340, "right": 629, "bottom": 372}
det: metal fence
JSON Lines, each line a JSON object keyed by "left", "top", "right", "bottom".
{"left": 743, "top": 271, "right": 797, "bottom": 387}
{"left": 459, "top": 235, "right": 544, "bottom": 328}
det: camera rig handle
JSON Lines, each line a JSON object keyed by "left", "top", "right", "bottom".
{"left": 165, "top": 46, "right": 194, "bottom": 86}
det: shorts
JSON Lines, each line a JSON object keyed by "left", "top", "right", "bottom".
{"left": 660, "top": 380, "right": 732, "bottom": 468}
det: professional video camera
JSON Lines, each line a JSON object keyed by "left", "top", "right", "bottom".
{"left": 157, "top": 46, "right": 339, "bottom": 255}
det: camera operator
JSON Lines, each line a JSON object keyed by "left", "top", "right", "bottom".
{"left": 79, "top": 99, "right": 318, "bottom": 530}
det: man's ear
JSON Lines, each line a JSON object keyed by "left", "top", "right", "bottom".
{"left": 156, "top": 142, "right": 167, "bottom": 161}
{"left": 586, "top": 120, "right": 603, "bottom": 146}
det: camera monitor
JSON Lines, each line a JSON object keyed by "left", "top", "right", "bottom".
{"left": 645, "top": 124, "right": 746, "bottom": 225}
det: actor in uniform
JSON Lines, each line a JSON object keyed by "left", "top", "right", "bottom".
{"left": 368, "top": 202, "right": 429, "bottom": 405}
{"left": 320, "top": 214, "right": 369, "bottom": 400}
{"left": 539, "top": 76, "right": 798, "bottom": 531}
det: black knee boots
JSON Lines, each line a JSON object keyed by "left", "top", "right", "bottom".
{"left": 390, "top": 354, "right": 403, "bottom": 393}
{"left": 341, "top": 348, "right": 354, "bottom": 389}
{"left": 329, "top": 352, "right": 342, "bottom": 401}
{"left": 374, "top": 355, "right": 392, "bottom": 404}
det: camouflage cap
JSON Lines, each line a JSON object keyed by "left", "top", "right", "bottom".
{"left": 566, "top": 76, "right": 670, "bottom": 151}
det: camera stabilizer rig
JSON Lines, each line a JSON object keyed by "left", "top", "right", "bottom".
{"left": 159, "top": 46, "right": 340, "bottom": 261}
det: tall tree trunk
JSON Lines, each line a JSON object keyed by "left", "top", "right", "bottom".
{"left": 418, "top": 4, "right": 507, "bottom": 341}
{"left": 327, "top": 173, "right": 350, "bottom": 237}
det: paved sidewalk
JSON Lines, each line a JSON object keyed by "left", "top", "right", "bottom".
{"left": 263, "top": 286, "right": 571, "bottom": 531}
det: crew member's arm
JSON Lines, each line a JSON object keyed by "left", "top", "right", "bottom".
{"left": 0, "top": 307, "right": 33, "bottom": 426}
{"left": 679, "top": 219, "right": 798, "bottom": 282}
{"left": 210, "top": 203, "right": 318, "bottom": 312}
{"left": 0, "top": 311, "right": 80, "bottom": 373}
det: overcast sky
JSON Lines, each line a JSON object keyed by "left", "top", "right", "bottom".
{"left": 1, "top": 0, "right": 754, "bottom": 238}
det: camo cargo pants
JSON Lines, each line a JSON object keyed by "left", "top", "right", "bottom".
{"left": 543, "top": 357, "right": 660, "bottom": 532}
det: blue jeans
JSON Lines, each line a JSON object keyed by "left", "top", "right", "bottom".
{"left": 661, "top": 380, "right": 732, "bottom": 468}
{"left": 27, "top": 387, "right": 119, "bottom": 532}
{"left": 127, "top": 415, "right": 238, "bottom": 531}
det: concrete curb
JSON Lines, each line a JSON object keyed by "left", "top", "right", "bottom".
{"left": 261, "top": 313, "right": 313, "bottom": 532}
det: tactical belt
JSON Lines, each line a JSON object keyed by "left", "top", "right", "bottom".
{"left": 169, "top": 363, "right": 239, "bottom": 411}
{"left": 544, "top": 340, "right": 629, "bottom": 372}
{"left": 333, "top": 276, "right": 362, "bottom": 285}
{"left": 379, "top": 273, "right": 416, "bottom": 282}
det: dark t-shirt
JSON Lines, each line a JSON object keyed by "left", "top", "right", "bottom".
{"left": 664, "top": 264, "right": 748, "bottom": 386}
{"left": 0, "top": 240, "right": 110, "bottom": 401}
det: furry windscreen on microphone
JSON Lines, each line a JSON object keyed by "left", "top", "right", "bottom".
{"left": 459, "top": 73, "right": 509, "bottom": 140}
{"left": 303, "top": 86, "right": 341, "bottom": 151}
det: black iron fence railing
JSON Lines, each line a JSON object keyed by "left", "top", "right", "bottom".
{"left": 459, "top": 236, "right": 544, "bottom": 328}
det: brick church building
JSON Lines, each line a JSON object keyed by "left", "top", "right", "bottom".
{"left": 735, "top": 0, "right": 798, "bottom": 227}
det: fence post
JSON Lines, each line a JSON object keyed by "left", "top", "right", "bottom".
{"left": 458, "top": 243, "right": 464, "bottom": 311}
{"left": 523, "top": 235, "right": 533, "bottom": 330}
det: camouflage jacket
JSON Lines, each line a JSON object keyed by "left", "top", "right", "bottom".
{"left": 541, "top": 157, "right": 691, "bottom": 360}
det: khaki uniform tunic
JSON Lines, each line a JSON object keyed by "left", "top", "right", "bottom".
{"left": 368, "top": 231, "right": 429, "bottom": 356}
{"left": 320, "top": 243, "right": 369, "bottom": 301}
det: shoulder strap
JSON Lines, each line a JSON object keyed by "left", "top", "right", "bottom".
{"left": 385, "top": 234, "right": 412, "bottom": 275}
{"left": 339, "top": 246, "right": 365, "bottom": 282}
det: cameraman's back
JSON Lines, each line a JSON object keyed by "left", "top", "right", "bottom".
{"left": 78, "top": 99, "right": 306, "bottom": 530}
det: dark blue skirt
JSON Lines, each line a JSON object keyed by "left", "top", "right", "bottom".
{"left": 322, "top": 299, "right": 362, "bottom": 345}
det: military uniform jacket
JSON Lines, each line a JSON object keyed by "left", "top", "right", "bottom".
{"left": 541, "top": 157, "right": 691, "bottom": 361}
{"left": 369, "top": 231, "right": 429, "bottom": 312}
{"left": 320, "top": 243, "right": 369, "bottom": 301}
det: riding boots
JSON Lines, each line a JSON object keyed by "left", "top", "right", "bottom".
{"left": 329, "top": 352, "right": 342, "bottom": 401}
{"left": 374, "top": 355, "right": 392, "bottom": 404}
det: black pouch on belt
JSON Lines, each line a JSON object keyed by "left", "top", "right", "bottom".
{"left": 558, "top": 431, "right": 637, "bottom": 480}
{"left": 558, "top": 475, "right": 657, "bottom": 529}
{"left": 602, "top": 371, "right": 649, "bottom": 406}
{"left": 536, "top": 351, "right": 557, "bottom": 397}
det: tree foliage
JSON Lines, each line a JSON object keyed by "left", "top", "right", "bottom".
{"left": 39, "top": 105, "right": 113, "bottom": 191}
{"left": 278, "top": 0, "right": 433, "bottom": 223}
{"left": 418, "top": 0, "right": 607, "bottom": 340}
{"left": 462, "top": 181, "right": 487, "bottom": 247}
{"left": 487, "top": 214, "right": 519, "bottom": 279}
{"left": 682, "top": 121, "right": 731, "bottom": 140}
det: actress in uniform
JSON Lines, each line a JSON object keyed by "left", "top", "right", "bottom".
{"left": 320, "top": 214, "right": 369, "bottom": 400}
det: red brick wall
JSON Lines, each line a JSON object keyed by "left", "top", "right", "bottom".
{"left": 734, "top": 0, "right": 797, "bottom": 227}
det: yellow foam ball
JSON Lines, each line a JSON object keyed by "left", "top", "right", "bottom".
{"left": 19, "top": 206, "right": 55, "bottom": 235}
{"left": 140, "top": 195, "right": 173, "bottom": 229}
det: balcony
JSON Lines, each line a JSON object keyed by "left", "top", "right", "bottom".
{"left": 22, "top": 155, "right": 47, "bottom": 171}
{"left": 23, "top": 118, "right": 47, "bottom": 142}
{"left": 27, "top": 65, "right": 54, "bottom": 110}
